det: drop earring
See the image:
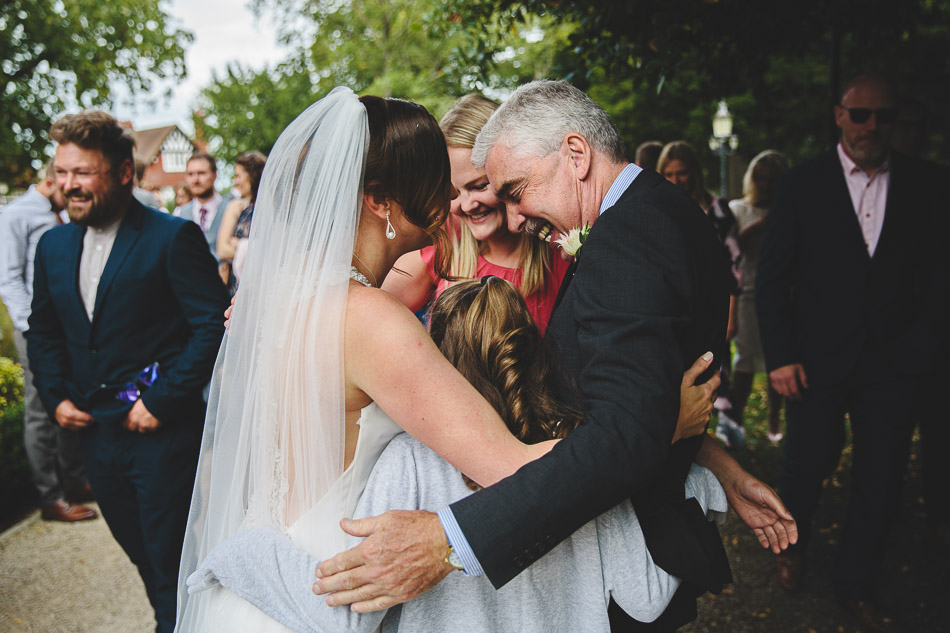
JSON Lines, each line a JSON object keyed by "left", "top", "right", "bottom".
{"left": 385, "top": 212, "right": 396, "bottom": 240}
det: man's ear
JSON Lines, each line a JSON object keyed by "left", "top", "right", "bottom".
{"left": 563, "top": 133, "right": 592, "bottom": 180}
{"left": 118, "top": 158, "right": 135, "bottom": 187}
{"left": 833, "top": 105, "right": 847, "bottom": 131}
{"left": 362, "top": 190, "right": 391, "bottom": 221}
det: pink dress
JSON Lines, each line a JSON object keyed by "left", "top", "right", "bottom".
{"left": 419, "top": 246, "right": 571, "bottom": 335}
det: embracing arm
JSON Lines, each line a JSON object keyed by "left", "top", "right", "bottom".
{"left": 345, "top": 288, "right": 544, "bottom": 486}
{"left": 139, "top": 222, "right": 230, "bottom": 422}
{"left": 381, "top": 249, "right": 436, "bottom": 313}
{"left": 694, "top": 435, "right": 797, "bottom": 553}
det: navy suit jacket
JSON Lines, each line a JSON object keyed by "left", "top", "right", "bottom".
{"left": 26, "top": 199, "right": 230, "bottom": 427}
{"left": 756, "top": 149, "right": 949, "bottom": 387}
{"left": 450, "top": 169, "right": 734, "bottom": 604}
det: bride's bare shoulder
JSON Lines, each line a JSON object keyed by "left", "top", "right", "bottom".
{"left": 344, "top": 285, "right": 429, "bottom": 346}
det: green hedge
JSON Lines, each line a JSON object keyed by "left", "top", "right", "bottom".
{"left": 0, "top": 402, "right": 30, "bottom": 504}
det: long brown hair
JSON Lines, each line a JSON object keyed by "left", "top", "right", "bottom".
{"left": 657, "top": 140, "right": 712, "bottom": 210}
{"left": 236, "top": 150, "right": 267, "bottom": 203}
{"left": 429, "top": 277, "right": 584, "bottom": 490}
{"left": 360, "top": 95, "right": 454, "bottom": 278}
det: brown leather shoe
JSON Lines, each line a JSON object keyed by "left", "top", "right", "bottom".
{"left": 776, "top": 550, "right": 804, "bottom": 591}
{"left": 41, "top": 499, "right": 97, "bottom": 522}
{"left": 66, "top": 482, "right": 95, "bottom": 503}
{"left": 838, "top": 599, "right": 899, "bottom": 633}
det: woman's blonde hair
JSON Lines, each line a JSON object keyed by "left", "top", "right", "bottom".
{"left": 742, "top": 150, "right": 788, "bottom": 207}
{"left": 429, "top": 277, "right": 584, "bottom": 490}
{"left": 440, "top": 95, "right": 551, "bottom": 297}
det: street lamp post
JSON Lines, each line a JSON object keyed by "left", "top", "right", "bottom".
{"left": 708, "top": 101, "right": 739, "bottom": 198}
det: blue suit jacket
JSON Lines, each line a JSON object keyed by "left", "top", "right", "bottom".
{"left": 26, "top": 199, "right": 230, "bottom": 426}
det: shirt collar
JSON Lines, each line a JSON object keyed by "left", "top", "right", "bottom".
{"left": 599, "top": 163, "right": 642, "bottom": 216}
{"left": 837, "top": 142, "right": 889, "bottom": 177}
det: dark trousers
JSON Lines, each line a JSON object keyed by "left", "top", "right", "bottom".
{"left": 779, "top": 356, "right": 916, "bottom": 601}
{"left": 915, "top": 369, "right": 950, "bottom": 525}
{"left": 80, "top": 416, "right": 200, "bottom": 633}
{"left": 13, "top": 329, "right": 86, "bottom": 505}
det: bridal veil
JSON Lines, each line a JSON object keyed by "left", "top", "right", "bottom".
{"left": 175, "top": 87, "right": 369, "bottom": 631}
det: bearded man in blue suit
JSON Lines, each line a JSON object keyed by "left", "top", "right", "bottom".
{"left": 26, "top": 111, "right": 229, "bottom": 633}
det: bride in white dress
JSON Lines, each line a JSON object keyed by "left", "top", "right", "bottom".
{"left": 173, "top": 88, "right": 558, "bottom": 632}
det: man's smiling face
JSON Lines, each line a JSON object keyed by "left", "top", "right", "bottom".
{"left": 485, "top": 141, "right": 584, "bottom": 244}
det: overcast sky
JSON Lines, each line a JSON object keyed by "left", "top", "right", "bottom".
{"left": 112, "top": 0, "right": 288, "bottom": 132}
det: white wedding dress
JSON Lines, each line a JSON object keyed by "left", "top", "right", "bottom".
{"left": 198, "top": 404, "right": 402, "bottom": 633}
{"left": 174, "top": 88, "right": 377, "bottom": 632}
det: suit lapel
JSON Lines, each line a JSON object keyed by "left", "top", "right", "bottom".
{"left": 550, "top": 169, "right": 653, "bottom": 317}
{"left": 822, "top": 150, "right": 871, "bottom": 262}
{"left": 63, "top": 225, "right": 92, "bottom": 328}
{"left": 92, "top": 202, "right": 144, "bottom": 323}
{"left": 872, "top": 152, "right": 902, "bottom": 263}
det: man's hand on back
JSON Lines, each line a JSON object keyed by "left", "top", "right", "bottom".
{"left": 313, "top": 510, "right": 454, "bottom": 612}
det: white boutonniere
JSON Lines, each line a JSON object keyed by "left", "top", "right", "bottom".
{"left": 555, "top": 223, "right": 591, "bottom": 261}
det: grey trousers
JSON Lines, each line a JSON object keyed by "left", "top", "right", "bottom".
{"left": 13, "top": 328, "right": 86, "bottom": 505}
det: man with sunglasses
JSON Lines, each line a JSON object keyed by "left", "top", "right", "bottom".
{"left": 757, "top": 74, "right": 948, "bottom": 633}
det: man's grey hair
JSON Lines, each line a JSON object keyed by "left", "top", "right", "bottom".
{"left": 471, "top": 80, "right": 626, "bottom": 168}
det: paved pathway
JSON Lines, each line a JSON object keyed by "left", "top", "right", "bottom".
{"left": 0, "top": 504, "right": 154, "bottom": 633}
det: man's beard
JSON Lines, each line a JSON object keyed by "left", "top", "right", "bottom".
{"left": 193, "top": 185, "right": 214, "bottom": 199}
{"left": 65, "top": 179, "right": 126, "bottom": 227}
{"left": 847, "top": 133, "right": 888, "bottom": 167}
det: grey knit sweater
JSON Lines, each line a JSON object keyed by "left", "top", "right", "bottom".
{"left": 189, "top": 433, "right": 727, "bottom": 632}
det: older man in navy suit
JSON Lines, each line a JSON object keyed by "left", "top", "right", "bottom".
{"left": 27, "top": 111, "right": 229, "bottom": 633}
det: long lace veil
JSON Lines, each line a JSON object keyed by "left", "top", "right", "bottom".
{"left": 174, "top": 87, "right": 369, "bottom": 631}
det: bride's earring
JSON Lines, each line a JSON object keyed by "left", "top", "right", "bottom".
{"left": 385, "top": 212, "right": 397, "bottom": 240}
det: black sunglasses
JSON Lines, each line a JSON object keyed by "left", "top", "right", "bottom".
{"left": 840, "top": 107, "right": 897, "bottom": 125}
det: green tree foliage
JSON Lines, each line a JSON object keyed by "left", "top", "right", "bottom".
{"left": 195, "top": 0, "right": 571, "bottom": 163}
{"left": 444, "top": 0, "right": 950, "bottom": 171}
{"left": 0, "top": 0, "right": 193, "bottom": 184}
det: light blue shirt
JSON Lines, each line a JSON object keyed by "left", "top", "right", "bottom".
{"left": 438, "top": 162, "right": 643, "bottom": 576}
{"left": 0, "top": 186, "right": 62, "bottom": 332}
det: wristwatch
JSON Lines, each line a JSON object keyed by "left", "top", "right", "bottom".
{"left": 445, "top": 545, "right": 464, "bottom": 572}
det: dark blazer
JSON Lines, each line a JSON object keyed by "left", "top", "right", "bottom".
{"left": 26, "top": 199, "right": 229, "bottom": 427}
{"left": 755, "top": 149, "right": 948, "bottom": 387}
{"left": 450, "top": 169, "right": 734, "bottom": 603}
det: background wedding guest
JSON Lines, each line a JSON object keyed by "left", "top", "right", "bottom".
{"left": 383, "top": 94, "right": 570, "bottom": 334}
{"left": 756, "top": 73, "right": 947, "bottom": 632}
{"left": 133, "top": 158, "right": 163, "bottom": 209}
{"left": 216, "top": 150, "right": 266, "bottom": 291}
{"left": 634, "top": 140, "right": 663, "bottom": 171}
{"left": 657, "top": 140, "right": 744, "bottom": 449}
{"left": 177, "top": 151, "right": 233, "bottom": 258}
{"left": 172, "top": 182, "right": 193, "bottom": 216}
{"left": 0, "top": 161, "right": 96, "bottom": 523}
{"left": 728, "top": 150, "right": 788, "bottom": 444}
{"left": 27, "top": 111, "right": 229, "bottom": 633}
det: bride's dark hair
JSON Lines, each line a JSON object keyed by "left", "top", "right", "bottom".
{"left": 429, "top": 276, "right": 584, "bottom": 490}
{"left": 359, "top": 95, "right": 454, "bottom": 278}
